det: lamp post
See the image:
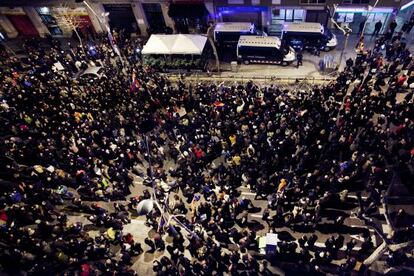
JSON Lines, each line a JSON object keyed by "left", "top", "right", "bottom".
{"left": 360, "top": 0, "right": 380, "bottom": 40}
{"left": 207, "top": 23, "right": 220, "bottom": 73}
{"left": 330, "top": 4, "right": 352, "bottom": 69}
{"left": 75, "top": 0, "right": 122, "bottom": 59}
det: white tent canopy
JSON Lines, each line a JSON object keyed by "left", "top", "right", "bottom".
{"left": 142, "top": 34, "right": 208, "bottom": 55}
{"left": 141, "top": 35, "right": 175, "bottom": 55}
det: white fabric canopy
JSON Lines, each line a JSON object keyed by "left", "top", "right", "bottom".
{"left": 142, "top": 34, "right": 207, "bottom": 55}
{"left": 141, "top": 35, "right": 176, "bottom": 55}
{"left": 170, "top": 34, "right": 207, "bottom": 54}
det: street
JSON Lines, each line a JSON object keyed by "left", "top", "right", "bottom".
{"left": 2, "top": 29, "right": 413, "bottom": 275}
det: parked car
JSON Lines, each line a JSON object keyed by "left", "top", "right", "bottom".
{"left": 77, "top": 66, "right": 106, "bottom": 83}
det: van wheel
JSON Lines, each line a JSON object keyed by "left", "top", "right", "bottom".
{"left": 244, "top": 60, "right": 250, "bottom": 65}
{"left": 324, "top": 46, "right": 330, "bottom": 52}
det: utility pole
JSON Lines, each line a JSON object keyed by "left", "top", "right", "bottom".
{"left": 76, "top": 0, "right": 122, "bottom": 59}
{"left": 338, "top": 31, "right": 351, "bottom": 70}
{"left": 207, "top": 23, "right": 220, "bottom": 73}
{"left": 360, "top": 0, "right": 380, "bottom": 39}
{"left": 330, "top": 4, "right": 352, "bottom": 70}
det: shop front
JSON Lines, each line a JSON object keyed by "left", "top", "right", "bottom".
{"left": 216, "top": 6, "right": 268, "bottom": 30}
{"left": 35, "top": 7, "right": 62, "bottom": 36}
{"left": 396, "top": 1, "right": 414, "bottom": 32}
{"left": 0, "top": 7, "right": 38, "bottom": 36}
{"left": 268, "top": 7, "right": 328, "bottom": 36}
{"left": 269, "top": 7, "right": 305, "bottom": 35}
{"left": 333, "top": 7, "right": 395, "bottom": 35}
{"left": 52, "top": 7, "right": 94, "bottom": 38}
{"left": 142, "top": 3, "right": 166, "bottom": 34}
{"left": 103, "top": 4, "right": 139, "bottom": 35}
{"left": 168, "top": 0, "right": 210, "bottom": 34}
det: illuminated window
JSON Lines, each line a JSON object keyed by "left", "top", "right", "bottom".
{"left": 342, "top": 0, "right": 369, "bottom": 4}
{"left": 35, "top": 7, "right": 63, "bottom": 36}
{"left": 300, "top": 0, "right": 326, "bottom": 4}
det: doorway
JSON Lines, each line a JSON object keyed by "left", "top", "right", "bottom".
{"left": 103, "top": 4, "right": 139, "bottom": 34}
{"left": 142, "top": 3, "right": 166, "bottom": 34}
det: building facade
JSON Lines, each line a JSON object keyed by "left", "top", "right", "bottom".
{"left": 0, "top": 0, "right": 413, "bottom": 39}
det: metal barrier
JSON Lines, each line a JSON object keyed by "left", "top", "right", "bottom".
{"left": 162, "top": 72, "right": 336, "bottom": 85}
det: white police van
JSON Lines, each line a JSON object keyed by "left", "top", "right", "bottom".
{"left": 237, "top": 36, "right": 296, "bottom": 65}
{"left": 214, "top": 22, "right": 264, "bottom": 47}
{"left": 281, "top": 22, "right": 337, "bottom": 52}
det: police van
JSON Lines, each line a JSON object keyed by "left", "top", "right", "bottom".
{"left": 281, "top": 22, "right": 337, "bottom": 52}
{"left": 237, "top": 36, "right": 296, "bottom": 65}
{"left": 214, "top": 22, "right": 263, "bottom": 47}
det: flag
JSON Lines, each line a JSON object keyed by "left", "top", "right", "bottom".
{"left": 213, "top": 101, "right": 225, "bottom": 107}
{"left": 130, "top": 72, "right": 139, "bottom": 92}
{"left": 277, "top": 179, "right": 287, "bottom": 193}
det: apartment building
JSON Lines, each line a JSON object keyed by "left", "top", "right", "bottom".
{"left": 0, "top": 0, "right": 413, "bottom": 40}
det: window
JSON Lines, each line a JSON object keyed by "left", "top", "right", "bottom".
{"left": 300, "top": 0, "right": 326, "bottom": 4}
{"left": 272, "top": 9, "right": 285, "bottom": 20}
{"left": 272, "top": 9, "right": 304, "bottom": 22}
{"left": 36, "top": 7, "right": 63, "bottom": 36}
{"left": 294, "top": 10, "right": 304, "bottom": 21}
{"left": 342, "top": 0, "right": 369, "bottom": 4}
{"left": 239, "top": 46, "right": 281, "bottom": 59}
{"left": 336, "top": 13, "right": 354, "bottom": 23}
{"left": 270, "top": 8, "right": 304, "bottom": 35}
{"left": 228, "top": 0, "right": 244, "bottom": 4}
{"left": 285, "top": 9, "right": 293, "bottom": 21}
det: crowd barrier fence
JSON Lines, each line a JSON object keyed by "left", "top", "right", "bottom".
{"left": 161, "top": 72, "right": 337, "bottom": 85}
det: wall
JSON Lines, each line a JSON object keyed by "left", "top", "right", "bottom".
{"left": 0, "top": 15, "right": 18, "bottom": 38}
{"left": 131, "top": 2, "right": 148, "bottom": 35}
{"left": 83, "top": 2, "right": 107, "bottom": 33}
{"left": 24, "top": 7, "right": 50, "bottom": 38}
{"left": 209, "top": 0, "right": 401, "bottom": 8}
{"left": 159, "top": 2, "right": 176, "bottom": 32}
{"left": 0, "top": 0, "right": 409, "bottom": 38}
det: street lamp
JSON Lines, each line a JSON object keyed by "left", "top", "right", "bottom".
{"left": 207, "top": 23, "right": 220, "bottom": 73}
{"left": 75, "top": 0, "right": 121, "bottom": 58}
{"left": 360, "top": 1, "right": 380, "bottom": 40}
{"left": 330, "top": 4, "right": 353, "bottom": 69}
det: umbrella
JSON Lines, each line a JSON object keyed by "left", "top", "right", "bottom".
{"left": 136, "top": 199, "right": 154, "bottom": 216}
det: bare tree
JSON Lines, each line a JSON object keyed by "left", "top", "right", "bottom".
{"left": 54, "top": 6, "right": 84, "bottom": 48}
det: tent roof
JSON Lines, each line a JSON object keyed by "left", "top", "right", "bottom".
{"left": 141, "top": 35, "right": 176, "bottom": 55}
{"left": 170, "top": 34, "right": 208, "bottom": 54}
{"left": 142, "top": 34, "right": 208, "bottom": 55}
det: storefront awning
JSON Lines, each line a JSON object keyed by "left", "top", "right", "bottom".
{"left": 168, "top": 3, "right": 209, "bottom": 18}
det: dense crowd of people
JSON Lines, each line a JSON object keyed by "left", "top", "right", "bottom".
{"left": 0, "top": 26, "right": 413, "bottom": 275}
